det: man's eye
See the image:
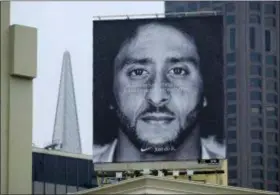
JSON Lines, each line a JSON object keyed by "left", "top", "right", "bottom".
{"left": 128, "top": 69, "right": 149, "bottom": 78}
{"left": 169, "top": 67, "right": 189, "bottom": 76}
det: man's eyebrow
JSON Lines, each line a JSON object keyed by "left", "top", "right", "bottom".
{"left": 119, "top": 57, "right": 153, "bottom": 69}
{"left": 166, "top": 56, "right": 199, "bottom": 66}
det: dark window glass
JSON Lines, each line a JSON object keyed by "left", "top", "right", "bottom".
{"left": 265, "top": 17, "right": 276, "bottom": 27}
{"left": 266, "top": 80, "right": 277, "bottom": 91}
{"left": 229, "top": 156, "right": 237, "bottom": 166}
{"left": 175, "top": 6, "right": 185, "bottom": 13}
{"left": 266, "top": 55, "right": 277, "bottom": 65}
{"left": 264, "top": 4, "right": 276, "bottom": 14}
{"left": 227, "top": 118, "right": 236, "bottom": 128}
{"left": 200, "top": 1, "right": 210, "bottom": 8}
{"left": 56, "top": 156, "right": 67, "bottom": 185}
{"left": 227, "top": 79, "right": 236, "bottom": 88}
{"left": 267, "top": 171, "right": 279, "bottom": 180}
{"left": 226, "top": 15, "right": 235, "bottom": 25}
{"left": 251, "top": 117, "right": 262, "bottom": 127}
{"left": 228, "top": 143, "right": 237, "bottom": 153}
{"left": 252, "top": 169, "right": 263, "bottom": 179}
{"left": 250, "top": 65, "right": 262, "bottom": 76}
{"left": 249, "top": 14, "right": 261, "bottom": 24}
{"left": 66, "top": 158, "right": 78, "bottom": 186}
{"left": 250, "top": 78, "right": 262, "bottom": 88}
{"left": 227, "top": 52, "right": 236, "bottom": 63}
{"left": 77, "top": 159, "right": 92, "bottom": 188}
{"left": 267, "top": 132, "right": 278, "bottom": 142}
{"left": 251, "top": 156, "right": 263, "bottom": 165}
{"left": 249, "top": 2, "right": 260, "bottom": 11}
{"left": 268, "top": 145, "right": 278, "bottom": 155}
{"left": 229, "top": 28, "right": 236, "bottom": 50}
{"left": 250, "top": 52, "right": 262, "bottom": 62}
{"left": 251, "top": 143, "right": 263, "bottom": 153}
{"left": 188, "top": 2, "right": 198, "bottom": 11}
{"left": 227, "top": 92, "right": 236, "bottom": 101}
{"left": 250, "top": 27, "right": 256, "bottom": 49}
{"left": 227, "top": 104, "right": 236, "bottom": 114}
{"left": 267, "top": 184, "right": 279, "bottom": 192}
{"left": 213, "top": 5, "right": 223, "bottom": 11}
{"left": 265, "top": 30, "right": 271, "bottom": 52}
{"left": 225, "top": 3, "right": 235, "bottom": 12}
{"left": 252, "top": 182, "right": 264, "bottom": 190}
{"left": 33, "top": 153, "right": 45, "bottom": 182}
{"left": 250, "top": 91, "right": 262, "bottom": 101}
{"left": 267, "top": 93, "right": 278, "bottom": 104}
{"left": 227, "top": 66, "right": 236, "bottom": 76}
{"left": 228, "top": 130, "right": 236, "bottom": 139}
{"left": 229, "top": 182, "right": 238, "bottom": 186}
{"left": 266, "top": 68, "right": 277, "bottom": 78}
{"left": 251, "top": 130, "right": 263, "bottom": 139}
{"left": 251, "top": 104, "right": 262, "bottom": 114}
{"left": 44, "top": 154, "right": 57, "bottom": 183}
{"left": 268, "top": 158, "right": 278, "bottom": 168}
{"left": 267, "top": 119, "right": 278, "bottom": 129}
{"left": 228, "top": 170, "right": 237, "bottom": 179}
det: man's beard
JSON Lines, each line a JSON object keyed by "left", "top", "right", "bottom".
{"left": 115, "top": 101, "right": 202, "bottom": 155}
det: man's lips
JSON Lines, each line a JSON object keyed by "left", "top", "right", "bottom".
{"left": 140, "top": 113, "right": 175, "bottom": 124}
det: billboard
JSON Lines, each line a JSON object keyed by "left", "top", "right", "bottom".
{"left": 93, "top": 15, "right": 225, "bottom": 163}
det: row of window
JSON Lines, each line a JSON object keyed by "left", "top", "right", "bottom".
{"left": 250, "top": 28, "right": 276, "bottom": 51}
{"left": 228, "top": 143, "right": 279, "bottom": 155}
{"left": 228, "top": 131, "right": 278, "bottom": 143}
{"left": 229, "top": 169, "right": 279, "bottom": 181}
{"left": 227, "top": 52, "right": 277, "bottom": 65}
{"left": 227, "top": 66, "right": 278, "bottom": 78}
{"left": 226, "top": 79, "right": 278, "bottom": 91}
{"left": 227, "top": 117, "right": 278, "bottom": 129}
{"left": 227, "top": 91, "right": 278, "bottom": 104}
{"left": 228, "top": 156, "right": 279, "bottom": 168}
{"left": 227, "top": 104, "right": 278, "bottom": 116}
{"left": 249, "top": 2, "right": 277, "bottom": 14}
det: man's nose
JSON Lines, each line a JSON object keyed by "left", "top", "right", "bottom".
{"left": 145, "top": 80, "right": 170, "bottom": 107}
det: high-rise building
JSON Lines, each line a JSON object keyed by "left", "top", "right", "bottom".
{"left": 165, "top": 1, "right": 279, "bottom": 192}
{"left": 47, "top": 50, "right": 82, "bottom": 154}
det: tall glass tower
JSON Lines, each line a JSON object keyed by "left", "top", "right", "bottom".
{"left": 51, "top": 50, "right": 82, "bottom": 154}
{"left": 165, "top": 1, "right": 279, "bottom": 192}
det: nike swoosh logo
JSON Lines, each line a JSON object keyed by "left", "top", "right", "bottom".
{"left": 140, "top": 147, "right": 152, "bottom": 152}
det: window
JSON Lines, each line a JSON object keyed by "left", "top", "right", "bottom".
{"left": 249, "top": 14, "right": 261, "bottom": 24}
{"left": 265, "top": 30, "right": 271, "bottom": 52}
{"left": 175, "top": 6, "right": 185, "bottom": 13}
{"left": 66, "top": 158, "right": 78, "bottom": 187}
{"left": 268, "top": 145, "right": 278, "bottom": 155}
{"left": 266, "top": 55, "right": 277, "bottom": 65}
{"left": 251, "top": 117, "right": 262, "bottom": 128}
{"left": 267, "top": 119, "right": 278, "bottom": 129}
{"left": 250, "top": 91, "right": 262, "bottom": 101}
{"left": 200, "top": 1, "right": 210, "bottom": 9}
{"left": 266, "top": 107, "right": 278, "bottom": 117}
{"left": 251, "top": 156, "right": 263, "bottom": 165}
{"left": 227, "top": 92, "right": 236, "bottom": 101}
{"left": 227, "top": 66, "right": 236, "bottom": 76}
{"left": 268, "top": 158, "right": 278, "bottom": 168}
{"left": 252, "top": 182, "right": 264, "bottom": 190}
{"left": 228, "top": 143, "right": 237, "bottom": 153}
{"left": 251, "top": 143, "right": 263, "bottom": 153}
{"left": 267, "top": 93, "right": 278, "bottom": 104}
{"left": 250, "top": 27, "right": 256, "bottom": 49}
{"left": 225, "top": 3, "right": 235, "bottom": 12}
{"left": 226, "top": 15, "right": 235, "bottom": 25}
{"left": 228, "top": 170, "right": 237, "bottom": 179}
{"left": 267, "top": 132, "right": 278, "bottom": 142}
{"left": 227, "top": 79, "right": 236, "bottom": 88}
{"left": 250, "top": 52, "right": 262, "bottom": 62}
{"left": 252, "top": 169, "right": 263, "bottom": 179}
{"left": 228, "top": 130, "right": 236, "bottom": 139}
{"left": 267, "top": 171, "right": 279, "bottom": 180}
{"left": 266, "top": 80, "right": 277, "bottom": 91}
{"left": 229, "top": 182, "right": 238, "bottom": 186}
{"left": 251, "top": 130, "right": 262, "bottom": 139}
{"left": 265, "top": 17, "right": 276, "bottom": 27}
{"left": 227, "top": 52, "right": 236, "bottom": 63}
{"left": 249, "top": 2, "right": 260, "bottom": 11}
{"left": 188, "top": 2, "right": 198, "bottom": 11}
{"left": 229, "top": 28, "right": 236, "bottom": 50}
{"left": 267, "top": 184, "right": 279, "bottom": 192}
{"left": 250, "top": 78, "right": 262, "bottom": 88}
{"left": 229, "top": 156, "right": 237, "bottom": 166}
{"left": 251, "top": 104, "right": 262, "bottom": 114}
{"left": 227, "top": 118, "right": 236, "bottom": 128}
{"left": 250, "top": 65, "right": 262, "bottom": 76}
{"left": 264, "top": 4, "right": 276, "bottom": 14}
{"left": 266, "top": 68, "right": 277, "bottom": 78}
{"left": 227, "top": 104, "right": 236, "bottom": 114}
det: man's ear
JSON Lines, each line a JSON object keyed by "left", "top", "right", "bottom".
{"left": 203, "top": 97, "right": 207, "bottom": 107}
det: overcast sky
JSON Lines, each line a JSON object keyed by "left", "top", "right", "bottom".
{"left": 10, "top": 1, "right": 164, "bottom": 155}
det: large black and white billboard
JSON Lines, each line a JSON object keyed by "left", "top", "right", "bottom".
{"left": 93, "top": 15, "right": 225, "bottom": 163}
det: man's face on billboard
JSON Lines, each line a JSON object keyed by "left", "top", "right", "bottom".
{"left": 113, "top": 23, "right": 204, "bottom": 151}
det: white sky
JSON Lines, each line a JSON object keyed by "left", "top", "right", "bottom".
{"left": 10, "top": 1, "right": 164, "bottom": 155}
